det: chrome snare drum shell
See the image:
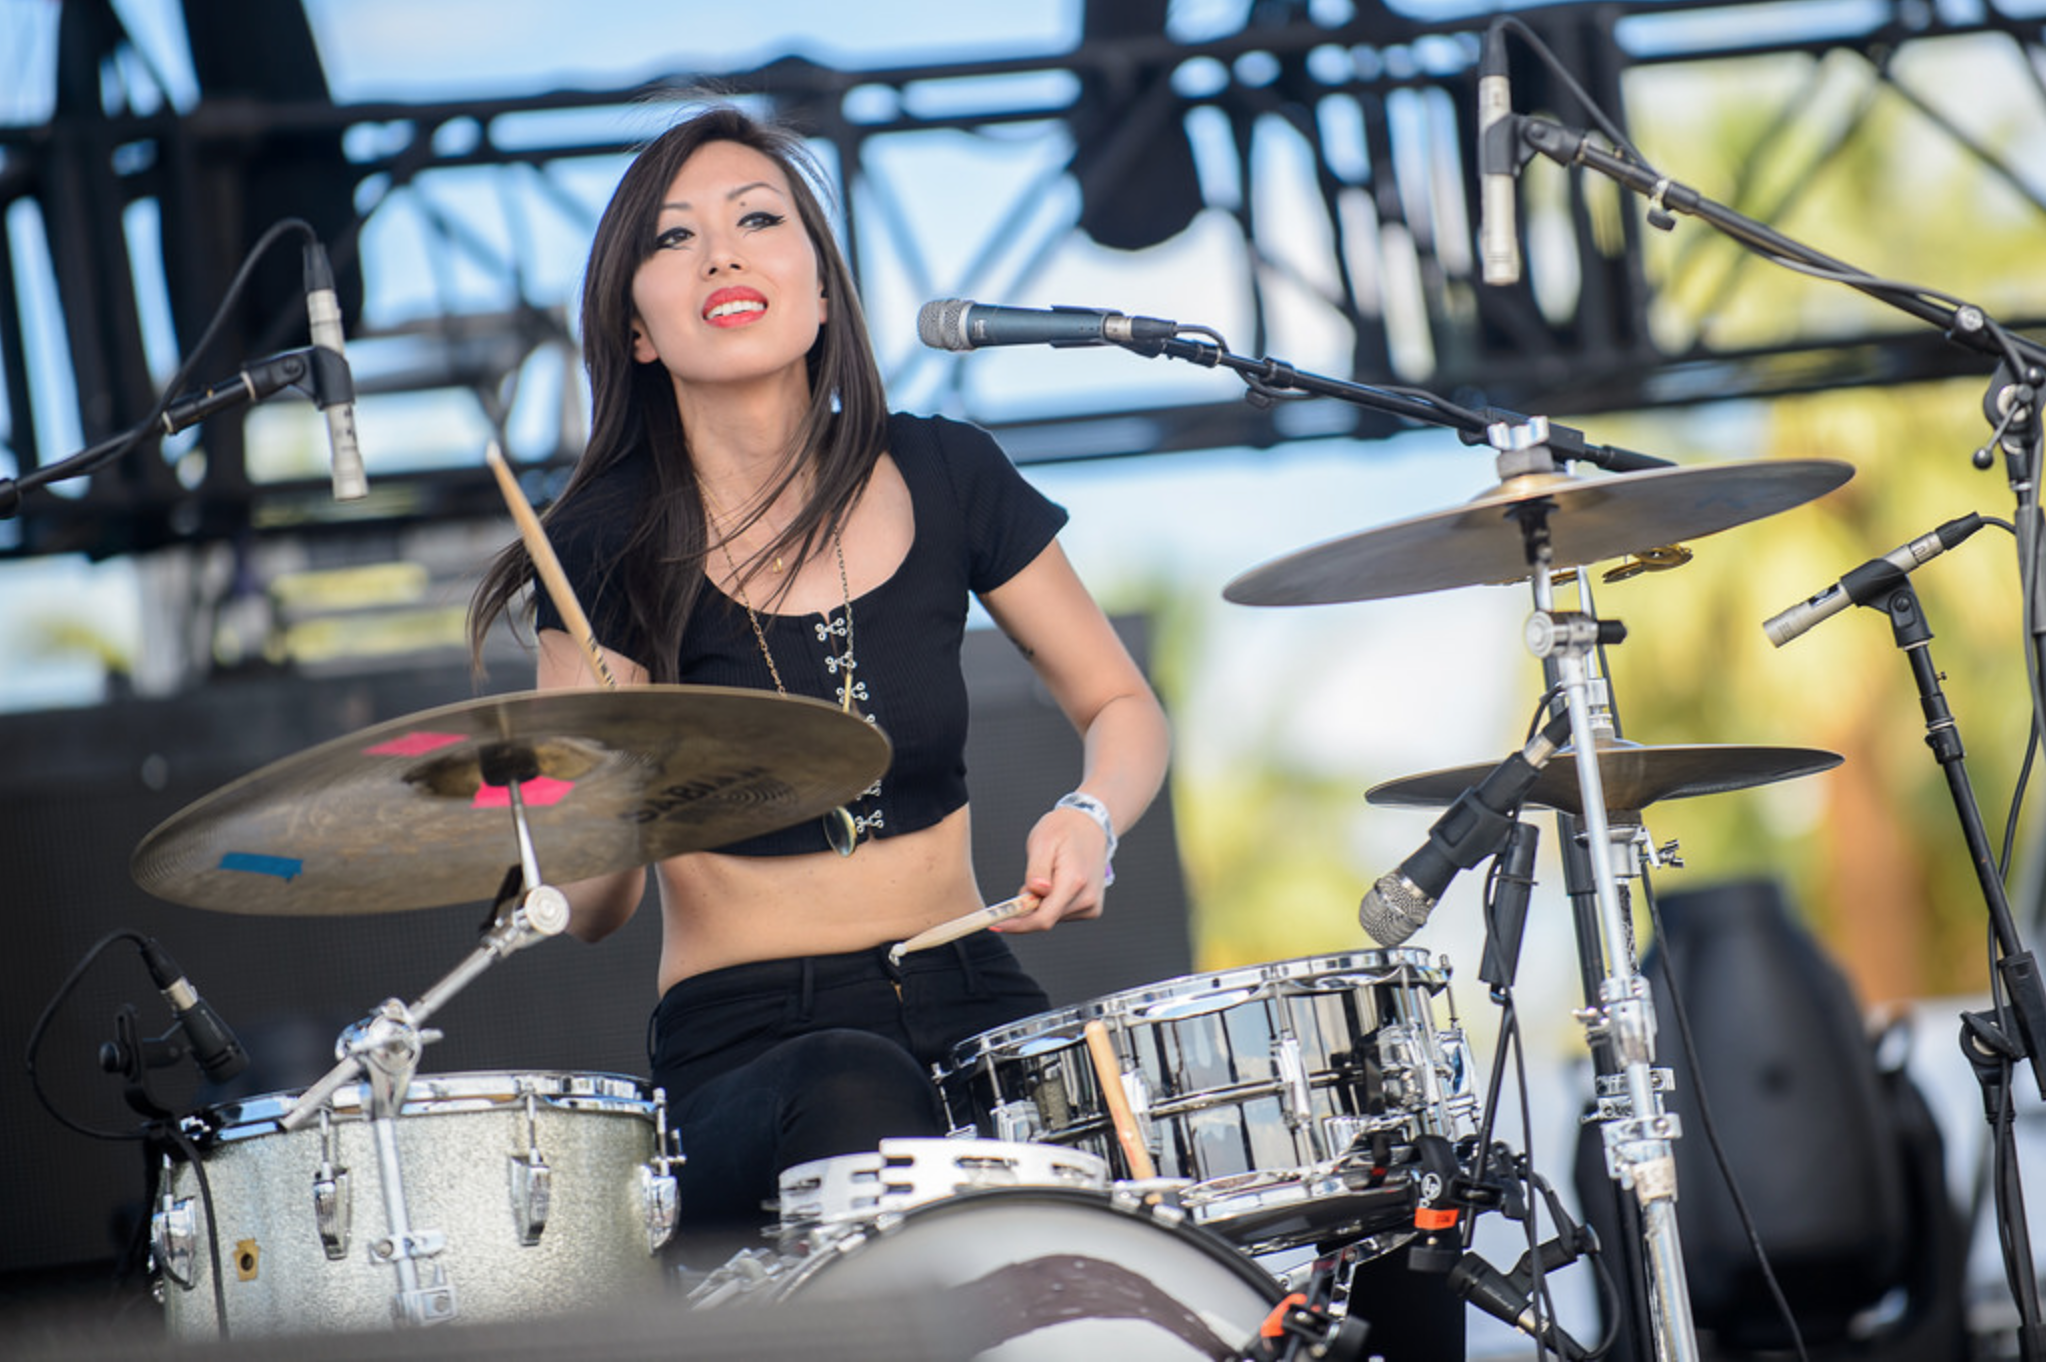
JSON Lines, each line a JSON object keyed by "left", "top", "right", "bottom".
{"left": 934, "top": 950, "right": 1474, "bottom": 1252}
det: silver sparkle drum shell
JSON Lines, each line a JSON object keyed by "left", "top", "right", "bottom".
{"left": 156, "top": 1071, "right": 668, "bottom": 1337}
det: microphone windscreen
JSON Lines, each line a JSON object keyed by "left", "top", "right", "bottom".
{"left": 1358, "top": 872, "right": 1430, "bottom": 947}
{"left": 916, "top": 298, "right": 971, "bottom": 351}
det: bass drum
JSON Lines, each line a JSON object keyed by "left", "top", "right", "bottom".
{"left": 776, "top": 1187, "right": 1280, "bottom": 1361}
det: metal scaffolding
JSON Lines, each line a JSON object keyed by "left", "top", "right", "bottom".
{"left": 1, "top": 0, "right": 2042, "bottom": 562}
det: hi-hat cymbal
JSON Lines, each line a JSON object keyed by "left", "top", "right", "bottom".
{"left": 1366, "top": 741, "right": 1842, "bottom": 818}
{"left": 131, "top": 686, "right": 891, "bottom": 915}
{"left": 1224, "top": 459, "right": 1854, "bottom": 606}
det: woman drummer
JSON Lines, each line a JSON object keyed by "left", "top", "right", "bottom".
{"left": 467, "top": 102, "right": 1169, "bottom": 1248}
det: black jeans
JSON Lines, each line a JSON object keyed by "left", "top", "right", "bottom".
{"left": 647, "top": 934, "right": 1049, "bottom": 1254}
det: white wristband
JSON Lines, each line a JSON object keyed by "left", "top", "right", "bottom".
{"left": 1055, "top": 791, "right": 1118, "bottom": 876}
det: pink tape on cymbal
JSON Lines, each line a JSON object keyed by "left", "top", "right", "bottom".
{"left": 472, "top": 776, "right": 575, "bottom": 809}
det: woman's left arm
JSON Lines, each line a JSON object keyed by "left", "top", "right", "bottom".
{"left": 978, "top": 539, "right": 1172, "bottom": 932}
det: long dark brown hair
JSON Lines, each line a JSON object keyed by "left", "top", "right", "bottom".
{"left": 468, "top": 102, "right": 889, "bottom": 683}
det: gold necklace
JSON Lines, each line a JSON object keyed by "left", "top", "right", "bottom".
{"left": 715, "top": 529, "right": 870, "bottom": 855}
{"left": 705, "top": 492, "right": 791, "bottom": 574}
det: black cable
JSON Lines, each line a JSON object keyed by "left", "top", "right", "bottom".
{"left": 158, "top": 1117, "right": 232, "bottom": 1340}
{"left": 2000, "top": 684, "right": 2038, "bottom": 884}
{"left": 1988, "top": 507, "right": 2037, "bottom": 879}
{"left": 24, "top": 931, "right": 155, "bottom": 1143}
{"left": 1983, "top": 919, "right": 2046, "bottom": 1348}
{"left": 1495, "top": 17, "right": 1658, "bottom": 174}
{"left": 2, "top": 216, "right": 318, "bottom": 505}
{"left": 1465, "top": 869, "right": 1592, "bottom": 1360}
{"left": 1639, "top": 873, "right": 1812, "bottom": 1362}
{"left": 24, "top": 931, "right": 236, "bottom": 1334}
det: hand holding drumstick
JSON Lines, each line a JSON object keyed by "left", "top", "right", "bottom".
{"left": 484, "top": 441, "right": 617, "bottom": 692}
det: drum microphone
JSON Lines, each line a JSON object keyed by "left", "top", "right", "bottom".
{"left": 139, "top": 937, "right": 250, "bottom": 1083}
{"left": 1476, "top": 21, "right": 1522, "bottom": 286}
{"left": 1449, "top": 1250, "right": 1589, "bottom": 1359}
{"left": 303, "top": 239, "right": 368, "bottom": 501}
{"left": 916, "top": 298, "right": 1181, "bottom": 351}
{"left": 1761, "top": 512, "right": 1986, "bottom": 647}
{"left": 1357, "top": 710, "right": 1572, "bottom": 948}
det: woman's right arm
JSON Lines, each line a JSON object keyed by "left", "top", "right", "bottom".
{"left": 536, "top": 627, "right": 654, "bottom": 942}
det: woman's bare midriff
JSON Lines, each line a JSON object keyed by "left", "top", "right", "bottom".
{"left": 650, "top": 804, "right": 991, "bottom": 994}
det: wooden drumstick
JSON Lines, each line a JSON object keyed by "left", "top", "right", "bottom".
{"left": 886, "top": 896, "right": 1029, "bottom": 966}
{"left": 484, "top": 441, "right": 618, "bottom": 691}
{"left": 1083, "top": 1018, "right": 1156, "bottom": 1181}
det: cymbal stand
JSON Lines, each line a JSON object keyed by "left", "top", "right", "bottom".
{"left": 1499, "top": 419, "right": 1701, "bottom": 1362}
{"left": 273, "top": 750, "right": 571, "bottom": 1324}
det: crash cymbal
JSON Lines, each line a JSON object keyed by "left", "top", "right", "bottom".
{"left": 131, "top": 686, "right": 890, "bottom": 915}
{"left": 1365, "top": 741, "right": 1842, "bottom": 817}
{"left": 1224, "top": 459, "right": 1854, "bottom": 606}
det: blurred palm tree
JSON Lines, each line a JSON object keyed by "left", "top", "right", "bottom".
{"left": 1166, "top": 35, "right": 2045, "bottom": 1006}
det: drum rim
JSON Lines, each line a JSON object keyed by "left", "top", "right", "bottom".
{"left": 791, "top": 1183, "right": 1285, "bottom": 1302}
{"left": 191, "top": 1068, "right": 659, "bottom": 1138}
{"left": 943, "top": 947, "right": 1442, "bottom": 1062}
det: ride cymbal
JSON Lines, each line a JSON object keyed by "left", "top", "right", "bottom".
{"left": 1365, "top": 740, "right": 1842, "bottom": 818}
{"left": 1224, "top": 459, "right": 1854, "bottom": 606}
{"left": 131, "top": 686, "right": 890, "bottom": 915}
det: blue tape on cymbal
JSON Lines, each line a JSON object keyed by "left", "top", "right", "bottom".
{"left": 218, "top": 852, "right": 303, "bottom": 881}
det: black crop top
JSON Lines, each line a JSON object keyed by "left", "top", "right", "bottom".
{"left": 535, "top": 412, "right": 1069, "bottom": 854}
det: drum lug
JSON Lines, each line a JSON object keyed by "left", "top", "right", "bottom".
{"left": 150, "top": 1190, "right": 197, "bottom": 1292}
{"left": 508, "top": 1156, "right": 552, "bottom": 1247}
{"left": 313, "top": 1167, "right": 353, "bottom": 1261}
{"left": 509, "top": 1090, "right": 552, "bottom": 1247}
{"left": 987, "top": 1099, "right": 1043, "bottom": 1144}
{"left": 641, "top": 1092, "right": 682, "bottom": 1254}
{"left": 1273, "top": 1032, "right": 1312, "bottom": 1130}
{"left": 313, "top": 1108, "right": 352, "bottom": 1261}
{"left": 639, "top": 1164, "right": 679, "bottom": 1255}
{"left": 1118, "top": 1067, "right": 1160, "bottom": 1159}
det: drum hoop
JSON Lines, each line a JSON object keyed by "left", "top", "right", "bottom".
{"left": 799, "top": 1185, "right": 1284, "bottom": 1300}
{"left": 945, "top": 948, "right": 1442, "bottom": 1063}
{"left": 194, "top": 1069, "right": 658, "bottom": 1140}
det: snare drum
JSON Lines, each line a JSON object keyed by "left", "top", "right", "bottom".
{"left": 153, "top": 1071, "right": 676, "bottom": 1336}
{"left": 701, "top": 1186, "right": 1281, "bottom": 1360}
{"left": 935, "top": 951, "right": 1476, "bottom": 1251}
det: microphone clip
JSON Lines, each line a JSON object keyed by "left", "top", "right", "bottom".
{"left": 97, "top": 1003, "right": 191, "bottom": 1121}
{"left": 1480, "top": 111, "right": 1535, "bottom": 182}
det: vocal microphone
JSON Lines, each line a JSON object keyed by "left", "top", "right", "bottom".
{"left": 1761, "top": 512, "right": 1986, "bottom": 647}
{"left": 916, "top": 298, "right": 1181, "bottom": 352}
{"left": 138, "top": 937, "right": 249, "bottom": 1083}
{"left": 1448, "top": 1251, "right": 1588, "bottom": 1359}
{"left": 1358, "top": 709, "right": 1572, "bottom": 948}
{"left": 1476, "top": 21, "right": 1522, "bottom": 286}
{"left": 303, "top": 240, "right": 368, "bottom": 500}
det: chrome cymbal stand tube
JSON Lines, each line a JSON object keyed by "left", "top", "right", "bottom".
{"left": 1497, "top": 419, "right": 1701, "bottom": 1362}
{"left": 275, "top": 754, "right": 572, "bottom": 1324}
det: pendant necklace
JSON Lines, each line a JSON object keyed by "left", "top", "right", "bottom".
{"left": 715, "top": 528, "right": 875, "bottom": 856}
